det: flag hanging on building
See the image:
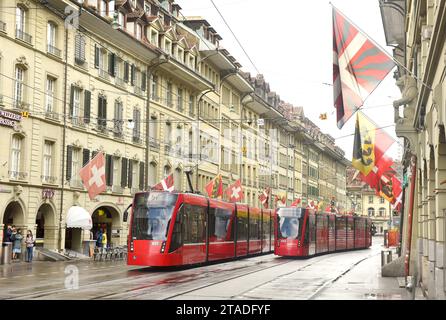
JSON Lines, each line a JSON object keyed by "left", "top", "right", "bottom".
{"left": 391, "top": 175, "right": 403, "bottom": 212}
{"left": 274, "top": 194, "right": 286, "bottom": 207}
{"left": 152, "top": 174, "right": 174, "bottom": 192}
{"left": 290, "top": 198, "right": 301, "bottom": 207}
{"left": 359, "top": 154, "right": 394, "bottom": 190}
{"left": 258, "top": 187, "right": 270, "bottom": 209}
{"left": 225, "top": 179, "right": 244, "bottom": 203}
{"left": 79, "top": 152, "right": 106, "bottom": 200}
{"left": 205, "top": 174, "right": 223, "bottom": 199}
{"left": 352, "top": 112, "right": 395, "bottom": 176}
{"left": 332, "top": 6, "right": 395, "bottom": 129}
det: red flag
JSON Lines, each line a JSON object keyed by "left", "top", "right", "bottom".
{"left": 205, "top": 174, "right": 223, "bottom": 198}
{"left": 333, "top": 7, "right": 395, "bottom": 128}
{"left": 225, "top": 179, "right": 244, "bottom": 203}
{"left": 258, "top": 187, "right": 270, "bottom": 208}
{"left": 391, "top": 176, "right": 403, "bottom": 212}
{"left": 152, "top": 174, "right": 174, "bottom": 192}
{"left": 79, "top": 152, "right": 106, "bottom": 200}
{"left": 290, "top": 198, "right": 301, "bottom": 207}
{"left": 360, "top": 155, "right": 394, "bottom": 190}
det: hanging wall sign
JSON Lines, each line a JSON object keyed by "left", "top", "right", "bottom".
{"left": 0, "top": 110, "right": 22, "bottom": 128}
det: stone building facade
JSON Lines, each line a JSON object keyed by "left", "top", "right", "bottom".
{"left": 0, "top": 0, "right": 350, "bottom": 256}
{"left": 380, "top": 0, "right": 446, "bottom": 298}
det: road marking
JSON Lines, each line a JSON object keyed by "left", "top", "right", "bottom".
{"left": 26, "top": 274, "right": 33, "bottom": 277}
{"left": 39, "top": 273, "right": 48, "bottom": 276}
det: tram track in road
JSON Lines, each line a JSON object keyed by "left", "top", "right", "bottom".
{"left": 6, "top": 254, "right": 277, "bottom": 300}
{"left": 99, "top": 254, "right": 335, "bottom": 300}
{"left": 306, "top": 252, "right": 380, "bottom": 300}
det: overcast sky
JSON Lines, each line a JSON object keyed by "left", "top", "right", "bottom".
{"left": 180, "top": 0, "right": 403, "bottom": 161}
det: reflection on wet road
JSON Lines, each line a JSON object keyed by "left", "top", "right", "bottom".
{"left": 0, "top": 240, "right": 409, "bottom": 300}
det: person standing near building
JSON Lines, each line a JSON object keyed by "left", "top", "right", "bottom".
{"left": 4, "top": 225, "right": 13, "bottom": 242}
{"left": 96, "top": 229, "right": 103, "bottom": 249}
{"left": 25, "top": 230, "right": 35, "bottom": 262}
{"left": 11, "top": 228, "right": 23, "bottom": 261}
{"left": 101, "top": 229, "right": 108, "bottom": 252}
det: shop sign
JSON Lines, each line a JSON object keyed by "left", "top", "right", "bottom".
{"left": 0, "top": 110, "right": 22, "bottom": 128}
{"left": 42, "top": 188, "right": 55, "bottom": 199}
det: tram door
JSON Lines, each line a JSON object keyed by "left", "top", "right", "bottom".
{"left": 308, "top": 214, "right": 316, "bottom": 256}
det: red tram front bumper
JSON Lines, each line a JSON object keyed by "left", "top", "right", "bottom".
{"left": 274, "top": 239, "right": 309, "bottom": 257}
{"left": 127, "top": 240, "right": 182, "bottom": 267}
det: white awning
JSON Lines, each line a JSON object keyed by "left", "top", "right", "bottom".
{"left": 66, "top": 206, "right": 92, "bottom": 230}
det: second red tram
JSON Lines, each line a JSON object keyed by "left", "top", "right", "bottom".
{"left": 128, "top": 191, "right": 274, "bottom": 267}
{"left": 274, "top": 207, "right": 372, "bottom": 257}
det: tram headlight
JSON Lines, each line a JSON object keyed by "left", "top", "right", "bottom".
{"left": 130, "top": 241, "right": 134, "bottom": 252}
{"left": 160, "top": 241, "right": 166, "bottom": 253}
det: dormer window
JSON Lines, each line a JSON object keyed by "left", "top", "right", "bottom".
{"left": 136, "top": 24, "right": 142, "bottom": 40}
{"left": 118, "top": 12, "right": 125, "bottom": 29}
{"left": 150, "top": 29, "right": 158, "bottom": 45}
{"left": 164, "top": 39, "right": 172, "bottom": 55}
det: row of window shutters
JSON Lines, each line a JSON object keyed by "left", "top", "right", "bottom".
{"left": 66, "top": 146, "right": 145, "bottom": 191}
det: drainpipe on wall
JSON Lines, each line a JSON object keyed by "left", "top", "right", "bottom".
{"left": 58, "top": 27, "right": 69, "bottom": 251}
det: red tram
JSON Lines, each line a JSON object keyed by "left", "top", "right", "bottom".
{"left": 274, "top": 207, "right": 372, "bottom": 257}
{"left": 127, "top": 191, "right": 274, "bottom": 267}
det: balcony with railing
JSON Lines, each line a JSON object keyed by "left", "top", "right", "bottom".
{"left": 113, "top": 129, "right": 124, "bottom": 139}
{"left": 70, "top": 179, "right": 83, "bottom": 189}
{"left": 71, "top": 116, "right": 86, "bottom": 128}
{"left": 98, "top": 69, "right": 110, "bottom": 81}
{"left": 0, "top": 21, "right": 6, "bottom": 33}
{"left": 13, "top": 99, "right": 30, "bottom": 110}
{"left": 41, "top": 175, "right": 57, "bottom": 184}
{"left": 15, "top": 29, "right": 32, "bottom": 44}
{"left": 115, "top": 77, "right": 126, "bottom": 89}
{"left": 112, "top": 185, "right": 123, "bottom": 194}
{"left": 9, "top": 171, "right": 28, "bottom": 181}
{"left": 96, "top": 123, "right": 109, "bottom": 135}
{"left": 149, "top": 137, "right": 160, "bottom": 149}
{"left": 45, "top": 111, "right": 59, "bottom": 121}
{"left": 132, "top": 135, "right": 141, "bottom": 144}
{"left": 164, "top": 144, "right": 172, "bottom": 154}
{"left": 75, "top": 56, "right": 88, "bottom": 69}
{"left": 134, "top": 86, "right": 143, "bottom": 96}
{"left": 47, "top": 44, "right": 62, "bottom": 58}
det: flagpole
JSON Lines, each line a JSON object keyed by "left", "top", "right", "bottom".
{"left": 330, "top": 2, "right": 432, "bottom": 91}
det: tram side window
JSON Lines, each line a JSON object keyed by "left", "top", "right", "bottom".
{"left": 169, "top": 206, "right": 183, "bottom": 253}
{"left": 182, "top": 204, "right": 207, "bottom": 244}
{"left": 237, "top": 215, "right": 248, "bottom": 241}
{"left": 263, "top": 218, "right": 270, "bottom": 240}
{"left": 249, "top": 216, "right": 260, "bottom": 240}
{"left": 208, "top": 207, "right": 233, "bottom": 241}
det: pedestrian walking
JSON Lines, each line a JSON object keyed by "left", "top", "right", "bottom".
{"left": 101, "top": 229, "right": 108, "bottom": 253}
{"left": 11, "top": 228, "right": 23, "bottom": 261}
{"left": 25, "top": 230, "right": 35, "bottom": 262}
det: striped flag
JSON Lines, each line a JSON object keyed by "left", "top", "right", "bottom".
{"left": 333, "top": 7, "right": 395, "bottom": 128}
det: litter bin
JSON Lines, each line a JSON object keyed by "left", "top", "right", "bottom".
{"left": 1, "top": 242, "right": 12, "bottom": 265}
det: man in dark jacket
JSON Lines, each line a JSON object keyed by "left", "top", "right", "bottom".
{"left": 4, "top": 225, "right": 13, "bottom": 242}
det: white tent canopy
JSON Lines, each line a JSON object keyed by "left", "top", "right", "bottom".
{"left": 66, "top": 206, "right": 92, "bottom": 230}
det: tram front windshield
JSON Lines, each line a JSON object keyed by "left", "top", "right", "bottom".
{"left": 277, "top": 208, "right": 303, "bottom": 240}
{"left": 132, "top": 192, "right": 178, "bottom": 241}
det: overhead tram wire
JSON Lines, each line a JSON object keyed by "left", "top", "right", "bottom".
{"left": 208, "top": 0, "right": 260, "bottom": 74}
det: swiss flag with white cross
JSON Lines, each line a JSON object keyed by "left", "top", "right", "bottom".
{"left": 225, "top": 179, "right": 244, "bottom": 203}
{"left": 79, "top": 152, "right": 106, "bottom": 200}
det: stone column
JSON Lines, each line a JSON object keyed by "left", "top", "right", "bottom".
{"left": 420, "top": 159, "right": 430, "bottom": 286}
{"left": 43, "top": 226, "right": 59, "bottom": 250}
{"left": 427, "top": 156, "right": 437, "bottom": 298}
{"left": 435, "top": 141, "right": 446, "bottom": 298}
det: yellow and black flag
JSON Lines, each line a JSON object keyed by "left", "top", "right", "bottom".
{"left": 352, "top": 112, "right": 376, "bottom": 176}
{"left": 352, "top": 112, "right": 394, "bottom": 177}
